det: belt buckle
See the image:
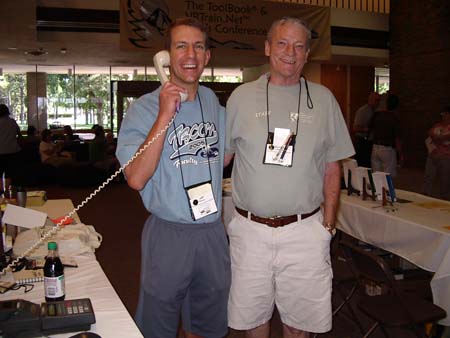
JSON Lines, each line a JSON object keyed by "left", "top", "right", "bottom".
{"left": 268, "top": 215, "right": 283, "bottom": 227}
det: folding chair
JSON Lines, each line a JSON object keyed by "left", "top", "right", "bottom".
{"left": 311, "top": 234, "right": 364, "bottom": 338}
{"left": 331, "top": 242, "right": 365, "bottom": 334}
{"left": 340, "top": 241, "right": 446, "bottom": 338}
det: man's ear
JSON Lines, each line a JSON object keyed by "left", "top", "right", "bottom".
{"left": 204, "top": 49, "right": 211, "bottom": 66}
{"left": 264, "top": 40, "right": 271, "bottom": 57}
{"left": 305, "top": 49, "right": 310, "bottom": 63}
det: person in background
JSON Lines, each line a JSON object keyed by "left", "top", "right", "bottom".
{"left": 353, "top": 91, "right": 380, "bottom": 167}
{"left": 18, "top": 125, "right": 41, "bottom": 163}
{"left": 89, "top": 125, "right": 119, "bottom": 176}
{"left": 0, "top": 104, "right": 21, "bottom": 192}
{"left": 425, "top": 106, "right": 450, "bottom": 200}
{"left": 25, "top": 125, "right": 41, "bottom": 144}
{"left": 225, "top": 17, "right": 354, "bottom": 337}
{"left": 370, "top": 94, "right": 403, "bottom": 177}
{"left": 116, "top": 17, "right": 229, "bottom": 338}
{"left": 423, "top": 132, "right": 437, "bottom": 197}
{"left": 105, "top": 131, "right": 116, "bottom": 156}
{"left": 39, "top": 129, "right": 73, "bottom": 167}
{"left": 63, "top": 125, "right": 79, "bottom": 143}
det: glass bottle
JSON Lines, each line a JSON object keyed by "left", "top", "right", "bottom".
{"left": 44, "top": 241, "right": 65, "bottom": 302}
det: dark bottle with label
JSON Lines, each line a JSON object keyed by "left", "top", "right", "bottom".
{"left": 44, "top": 241, "right": 65, "bottom": 302}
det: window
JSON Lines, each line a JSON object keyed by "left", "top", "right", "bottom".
{"left": 375, "top": 67, "right": 389, "bottom": 94}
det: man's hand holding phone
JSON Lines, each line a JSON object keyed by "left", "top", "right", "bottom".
{"left": 158, "top": 81, "right": 187, "bottom": 122}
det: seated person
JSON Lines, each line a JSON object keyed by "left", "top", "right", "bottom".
{"left": 18, "top": 125, "right": 41, "bottom": 163}
{"left": 105, "top": 131, "right": 116, "bottom": 156}
{"left": 25, "top": 126, "right": 41, "bottom": 144}
{"left": 89, "top": 126, "right": 119, "bottom": 176}
{"left": 39, "top": 129, "right": 73, "bottom": 167}
{"left": 63, "top": 125, "right": 80, "bottom": 143}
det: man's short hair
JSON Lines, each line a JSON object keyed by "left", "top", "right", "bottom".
{"left": 266, "top": 17, "right": 312, "bottom": 50}
{"left": 0, "top": 104, "right": 10, "bottom": 117}
{"left": 165, "top": 17, "right": 210, "bottom": 50}
{"left": 386, "top": 94, "right": 399, "bottom": 111}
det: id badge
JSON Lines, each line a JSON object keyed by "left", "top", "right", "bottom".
{"left": 263, "top": 127, "right": 295, "bottom": 167}
{"left": 185, "top": 181, "right": 218, "bottom": 221}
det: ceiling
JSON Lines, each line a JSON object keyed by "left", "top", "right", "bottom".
{"left": 0, "top": 1, "right": 389, "bottom": 72}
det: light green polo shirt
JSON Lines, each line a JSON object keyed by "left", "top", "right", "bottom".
{"left": 226, "top": 74, "right": 355, "bottom": 217}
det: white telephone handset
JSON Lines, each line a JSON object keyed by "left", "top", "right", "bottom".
{"left": 153, "top": 50, "right": 188, "bottom": 102}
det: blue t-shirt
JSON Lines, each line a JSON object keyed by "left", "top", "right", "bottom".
{"left": 116, "top": 85, "right": 225, "bottom": 224}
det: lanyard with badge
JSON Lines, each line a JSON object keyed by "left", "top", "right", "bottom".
{"left": 263, "top": 77, "right": 301, "bottom": 167}
{"left": 172, "top": 93, "right": 218, "bottom": 221}
{"left": 263, "top": 76, "right": 314, "bottom": 167}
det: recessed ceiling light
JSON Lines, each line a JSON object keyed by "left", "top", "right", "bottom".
{"left": 24, "top": 48, "right": 48, "bottom": 56}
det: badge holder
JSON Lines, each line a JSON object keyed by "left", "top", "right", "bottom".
{"left": 185, "top": 181, "right": 218, "bottom": 221}
{"left": 382, "top": 187, "right": 394, "bottom": 207}
{"left": 362, "top": 177, "right": 376, "bottom": 201}
{"left": 346, "top": 170, "right": 360, "bottom": 196}
{"left": 263, "top": 129, "right": 295, "bottom": 167}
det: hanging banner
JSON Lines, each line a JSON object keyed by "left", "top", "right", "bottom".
{"left": 120, "top": 0, "right": 331, "bottom": 66}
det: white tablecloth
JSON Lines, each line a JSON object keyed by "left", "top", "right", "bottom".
{"left": 337, "top": 190, "right": 450, "bottom": 325}
{"left": 1, "top": 199, "right": 143, "bottom": 337}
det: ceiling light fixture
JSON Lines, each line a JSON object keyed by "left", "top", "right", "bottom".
{"left": 60, "top": 48, "right": 67, "bottom": 54}
{"left": 24, "top": 47, "right": 48, "bottom": 56}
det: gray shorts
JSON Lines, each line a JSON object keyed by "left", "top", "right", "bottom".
{"left": 135, "top": 214, "right": 231, "bottom": 338}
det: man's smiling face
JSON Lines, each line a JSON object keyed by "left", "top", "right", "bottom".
{"left": 265, "top": 22, "right": 310, "bottom": 86}
{"left": 169, "top": 25, "right": 210, "bottom": 87}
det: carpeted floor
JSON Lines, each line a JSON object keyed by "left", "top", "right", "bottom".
{"left": 36, "top": 166, "right": 447, "bottom": 338}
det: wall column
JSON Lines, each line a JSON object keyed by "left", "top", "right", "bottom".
{"left": 390, "top": 1, "right": 450, "bottom": 168}
{"left": 26, "top": 72, "right": 47, "bottom": 131}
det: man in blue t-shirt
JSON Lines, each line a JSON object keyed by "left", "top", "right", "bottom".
{"left": 116, "top": 17, "right": 230, "bottom": 338}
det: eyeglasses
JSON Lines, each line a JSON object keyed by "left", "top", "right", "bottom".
{"left": 11, "top": 283, "right": 34, "bottom": 293}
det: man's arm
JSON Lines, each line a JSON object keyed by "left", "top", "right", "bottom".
{"left": 224, "top": 153, "right": 234, "bottom": 167}
{"left": 323, "top": 161, "right": 341, "bottom": 230}
{"left": 124, "top": 81, "right": 185, "bottom": 191}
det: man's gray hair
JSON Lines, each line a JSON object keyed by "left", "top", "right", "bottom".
{"left": 266, "top": 17, "right": 312, "bottom": 51}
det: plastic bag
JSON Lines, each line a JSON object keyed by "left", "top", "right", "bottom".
{"left": 13, "top": 223, "right": 102, "bottom": 258}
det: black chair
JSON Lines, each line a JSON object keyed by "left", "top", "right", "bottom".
{"left": 340, "top": 241, "right": 446, "bottom": 338}
{"left": 329, "top": 232, "right": 369, "bottom": 336}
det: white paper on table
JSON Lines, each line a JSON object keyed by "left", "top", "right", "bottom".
{"left": 354, "top": 167, "right": 373, "bottom": 193}
{"left": 372, "top": 172, "right": 390, "bottom": 200}
{"left": 2, "top": 204, "right": 47, "bottom": 229}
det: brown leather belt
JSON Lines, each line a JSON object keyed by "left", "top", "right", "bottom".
{"left": 235, "top": 206, "right": 320, "bottom": 228}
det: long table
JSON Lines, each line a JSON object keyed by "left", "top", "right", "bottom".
{"left": 336, "top": 190, "right": 450, "bottom": 325}
{"left": 1, "top": 199, "right": 143, "bottom": 337}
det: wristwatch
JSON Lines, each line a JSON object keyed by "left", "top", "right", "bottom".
{"left": 323, "top": 222, "right": 337, "bottom": 236}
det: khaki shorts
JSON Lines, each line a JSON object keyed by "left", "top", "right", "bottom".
{"left": 227, "top": 210, "right": 333, "bottom": 333}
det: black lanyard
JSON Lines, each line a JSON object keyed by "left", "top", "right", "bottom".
{"left": 172, "top": 93, "right": 213, "bottom": 189}
{"left": 265, "top": 77, "right": 302, "bottom": 137}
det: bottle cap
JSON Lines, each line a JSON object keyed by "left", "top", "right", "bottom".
{"left": 48, "top": 241, "right": 57, "bottom": 250}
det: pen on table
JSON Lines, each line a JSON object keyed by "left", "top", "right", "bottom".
{"left": 279, "top": 134, "right": 293, "bottom": 162}
{"left": 273, "top": 134, "right": 291, "bottom": 161}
